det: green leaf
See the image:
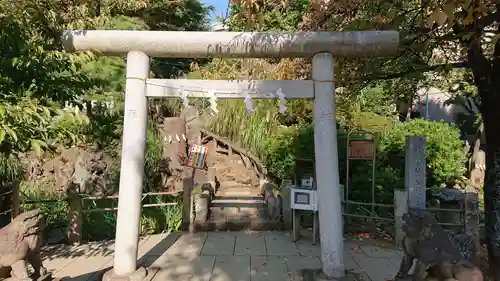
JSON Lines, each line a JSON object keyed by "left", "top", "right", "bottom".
{"left": 30, "top": 139, "right": 43, "bottom": 157}
{"left": 0, "top": 129, "right": 5, "bottom": 143}
{"left": 2, "top": 125, "right": 17, "bottom": 142}
{"left": 42, "top": 107, "right": 51, "bottom": 118}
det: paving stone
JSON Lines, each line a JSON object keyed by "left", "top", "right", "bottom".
{"left": 140, "top": 255, "right": 162, "bottom": 267}
{"left": 285, "top": 256, "right": 321, "bottom": 275}
{"left": 211, "top": 255, "right": 250, "bottom": 281}
{"left": 139, "top": 232, "right": 181, "bottom": 257}
{"left": 343, "top": 251, "right": 361, "bottom": 271}
{"left": 202, "top": 232, "right": 236, "bottom": 255}
{"left": 42, "top": 248, "right": 80, "bottom": 274}
{"left": 42, "top": 241, "right": 114, "bottom": 275}
{"left": 349, "top": 250, "right": 398, "bottom": 281}
{"left": 389, "top": 250, "right": 404, "bottom": 268}
{"left": 343, "top": 240, "right": 360, "bottom": 251}
{"left": 163, "top": 232, "right": 207, "bottom": 258}
{"left": 151, "top": 256, "right": 215, "bottom": 281}
{"left": 359, "top": 245, "right": 400, "bottom": 259}
{"left": 265, "top": 232, "right": 299, "bottom": 256}
{"left": 343, "top": 254, "right": 370, "bottom": 281}
{"left": 234, "top": 233, "right": 266, "bottom": 255}
{"left": 354, "top": 244, "right": 405, "bottom": 271}
{"left": 250, "top": 256, "right": 288, "bottom": 281}
{"left": 53, "top": 253, "right": 112, "bottom": 280}
{"left": 39, "top": 231, "right": 407, "bottom": 281}
{"left": 295, "top": 240, "right": 320, "bottom": 257}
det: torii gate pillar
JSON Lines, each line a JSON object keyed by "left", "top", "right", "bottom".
{"left": 312, "top": 52, "right": 344, "bottom": 278}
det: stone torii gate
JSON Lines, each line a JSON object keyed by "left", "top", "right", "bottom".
{"left": 62, "top": 30, "right": 399, "bottom": 280}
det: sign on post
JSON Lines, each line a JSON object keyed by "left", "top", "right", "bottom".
{"left": 345, "top": 132, "right": 377, "bottom": 214}
{"left": 187, "top": 144, "right": 208, "bottom": 169}
{"left": 348, "top": 140, "right": 375, "bottom": 159}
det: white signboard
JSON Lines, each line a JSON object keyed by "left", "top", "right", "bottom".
{"left": 291, "top": 188, "right": 318, "bottom": 211}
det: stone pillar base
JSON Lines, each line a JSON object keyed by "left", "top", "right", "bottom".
{"left": 102, "top": 267, "right": 148, "bottom": 281}
{"left": 298, "top": 269, "right": 358, "bottom": 281}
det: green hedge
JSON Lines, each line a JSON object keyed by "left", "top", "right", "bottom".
{"left": 263, "top": 119, "right": 466, "bottom": 204}
{"left": 378, "top": 119, "right": 466, "bottom": 188}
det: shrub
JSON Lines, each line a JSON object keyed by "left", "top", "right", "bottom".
{"left": 378, "top": 119, "right": 466, "bottom": 189}
{"left": 20, "top": 185, "right": 68, "bottom": 238}
{"left": 263, "top": 126, "right": 296, "bottom": 182}
{"left": 0, "top": 100, "right": 89, "bottom": 156}
{"left": 346, "top": 112, "right": 397, "bottom": 135}
{"left": 18, "top": 120, "right": 182, "bottom": 241}
{"left": 0, "top": 153, "right": 24, "bottom": 185}
{"left": 263, "top": 118, "right": 466, "bottom": 207}
{"left": 82, "top": 122, "right": 182, "bottom": 240}
{"left": 263, "top": 123, "right": 348, "bottom": 184}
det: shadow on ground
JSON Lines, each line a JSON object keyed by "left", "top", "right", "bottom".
{"left": 41, "top": 231, "right": 403, "bottom": 281}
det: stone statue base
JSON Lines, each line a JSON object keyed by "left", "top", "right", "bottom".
{"left": 101, "top": 267, "right": 148, "bottom": 281}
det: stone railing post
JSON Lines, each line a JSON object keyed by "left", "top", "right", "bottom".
{"left": 182, "top": 174, "right": 194, "bottom": 231}
{"left": 394, "top": 136, "right": 426, "bottom": 245}
{"left": 405, "top": 136, "right": 426, "bottom": 210}
{"left": 281, "top": 179, "right": 293, "bottom": 229}
{"left": 207, "top": 167, "right": 217, "bottom": 193}
{"left": 394, "top": 189, "right": 407, "bottom": 245}
{"left": 193, "top": 167, "right": 217, "bottom": 229}
{"left": 464, "top": 186, "right": 480, "bottom": 253}
{"left": 10, "top": 180, "right": 20, "bottom": 219}
{"left": 67, "top": 195, "right": 82, "bottom": 244}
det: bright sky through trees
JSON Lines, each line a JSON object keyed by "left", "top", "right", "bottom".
{"left": 203, "top": 0, "right": 228, "bottom": 22}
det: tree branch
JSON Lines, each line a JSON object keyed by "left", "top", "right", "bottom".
{"left": 339, "top": 61, "right": 469, "bottom": 86}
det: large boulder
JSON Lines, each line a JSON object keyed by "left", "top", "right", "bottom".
{"left": 21, "top": 147, "right": 114, "bottom": 197}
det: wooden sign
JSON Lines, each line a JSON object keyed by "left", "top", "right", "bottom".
{"left": 348, "top": 140, "right": 375, "bottom": 159}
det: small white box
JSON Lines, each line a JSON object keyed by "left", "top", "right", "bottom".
{"left": 290, "top": 188, "right": 318, "bottom": 211}
{"left": 300, "top": 176, "right": 313, "bottom": 188}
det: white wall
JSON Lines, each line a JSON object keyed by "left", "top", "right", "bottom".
{"left": 411, "top": 87, "right": 478, "bottom": 124}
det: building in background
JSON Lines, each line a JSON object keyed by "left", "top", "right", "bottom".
{"left": 397, "top": 86, "right": 479, "bottom": 124}
{"left": 210, "top": 22, "right": 229, "bottom": 31}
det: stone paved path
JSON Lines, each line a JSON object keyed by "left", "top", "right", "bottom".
{"left": 41, "top": 231, "right": 403, "bottom": 281}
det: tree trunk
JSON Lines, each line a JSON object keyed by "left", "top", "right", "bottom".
{"left": 478, "top": 81, "right": 500, "bottom": 280}
{"left": 468, "top": 36, "right": 500, "bottom": 280}
{"left": 483, "top": 115, "right": 500, "bottom": 281}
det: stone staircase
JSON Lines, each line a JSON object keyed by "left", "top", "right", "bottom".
{"left": 193, "top": 138, "right": 283, "bottom": 231}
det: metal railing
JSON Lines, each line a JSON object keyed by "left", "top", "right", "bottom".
{"left": 0, "top": 185, "right": 182, "bottom": 243}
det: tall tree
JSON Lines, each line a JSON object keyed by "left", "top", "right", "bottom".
{"left": 0, "top": 0, "right": 212, "bottom": 157}
{"left": 226, "top": 0, "right": 500, "bottom": 278}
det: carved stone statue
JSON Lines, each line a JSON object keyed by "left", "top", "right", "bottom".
{"left": 395, "top": 208, "right": 483, "bottom": 281}
{"left": 0, "top": 209, "right": 50, "bottom": 281}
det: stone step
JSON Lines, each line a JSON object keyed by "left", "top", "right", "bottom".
{"left": 210, "top": 206, "right": 263, "bottom": 220}
{"left": 192, "top": 195, "right": 283, "bottom": 231}
{"left": 210, "top": 197, "right": 267, "bottom": 219}
{"left": 215, "top": 186, "right": 261, "bottom": 196}
{"left": 211, "top": 196, "right": 265, "bottom": 204}
{"left": 192, "top": 218, "right": 283, "bottom": 231}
